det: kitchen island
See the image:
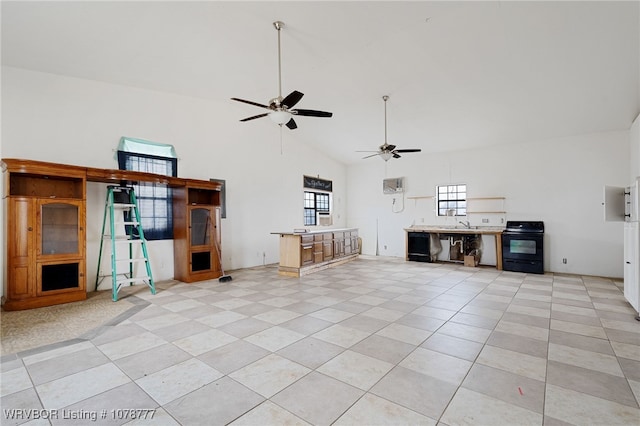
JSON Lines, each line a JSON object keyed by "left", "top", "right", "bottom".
{"left": 405, "top": 226, "right": 504, "bottom": 269}
{"left": 272, "top": 228, "right": 359, "bottom": 277}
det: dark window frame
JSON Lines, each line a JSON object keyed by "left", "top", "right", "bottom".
{"left": 117, "top": 151, "right": 177, "bottom": 240}
{"left": 303, "top": 191, "right": 330, "bottom": 226}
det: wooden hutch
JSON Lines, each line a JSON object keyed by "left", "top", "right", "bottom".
{"left": 2, "top": 158, "right": 222, "bottom": 310}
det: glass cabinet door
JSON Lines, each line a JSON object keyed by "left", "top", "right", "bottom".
{"left": 40, "top": 202, "right": 80, "bottom": 255}
{"left": 190, "top": 207, "right": 211, "bottom": 247}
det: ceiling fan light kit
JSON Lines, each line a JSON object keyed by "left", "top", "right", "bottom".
{"left": 357, "top": 95, "right": 422, "bottom": 161}
{"left": 231, "top": 21, "right": 332, "bottom": 130}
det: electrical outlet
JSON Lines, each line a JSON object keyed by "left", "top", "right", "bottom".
{"left": 482, "top": 218, "right": 489, "bottom": 223}
{"left": 562, "top": 258, "right": 567, "bottom": 264}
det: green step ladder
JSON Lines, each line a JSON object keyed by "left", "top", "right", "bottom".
{"left": 96, "top": 185, "right": 156, "bottom": 301}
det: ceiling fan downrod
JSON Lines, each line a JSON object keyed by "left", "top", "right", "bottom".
{"left": 383, "top": 95, "right": 389, "bottom": 147}
{"left": 274, "top": 21, "right": 285, "bottom": 104}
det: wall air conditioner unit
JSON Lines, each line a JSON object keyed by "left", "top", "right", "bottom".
{"left": 318, "top": 212, "right": 333, "bottom": 226}
{"left": 383, "top": 177, "right": 404, "bottom": 194}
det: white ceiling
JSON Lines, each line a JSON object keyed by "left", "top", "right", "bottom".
{"left": 2, "top": 1, "right": 639, "bottom": 164}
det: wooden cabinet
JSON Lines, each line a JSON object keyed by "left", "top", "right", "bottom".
{"left": 333, "top": 231, "right": 345, "bottom": 258}
{"left": 4, "top": 161, "right": 87, "bottom": 310}
{"left": 173, "top": 186, "right": 222, "bottom": 283}
{"left": 323, "top": 233, "right": 334, "bottom": 260}
{"left": 275, "top": 229, "right": 358, "bottom": 277}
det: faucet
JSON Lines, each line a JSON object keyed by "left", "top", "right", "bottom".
{"left": 458, "top": 220, "right": 471, "bottom": 229}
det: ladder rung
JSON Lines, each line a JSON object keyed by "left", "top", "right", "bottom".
{"left": 114, "top": 258, "right": 148, "bottom": 263}
{"left": 103, "top": 236, "right": 143, "bottom": 242}
{"left": 118, "top": 277, "right": 150, "bottom": 284}
{"left": 112, "top": 203, "right": 135, "bottom": 208}
{"left": 115, "top": 221, "right": 140, "bottom": 226}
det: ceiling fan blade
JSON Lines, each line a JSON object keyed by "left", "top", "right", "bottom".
{"left": 231, "top": 98, "right": 271, "bottom": 109}
{"left": 393, "top": 153, "right": 402, "bottom": 159}
{"left": 355, "top": 150, "right": 381, "bottom": 153}
{"left": 381, "top": 144, "right": 396, "bottom": 152}
{"left": 285, "top": 118, "right": 298, "bottom": 130}
{"left": 282, "top": 90, "right": 304, "bottom": 108}
{"left": 394, "top": 149, "right": 422, "bottom": 153}
{"left": 362, "top": 153, "right": 380, "bottom": 159}
{"left": 240, "top": 113, "right": 269, "bottom": 122}
{"left": 292, "top": 109, "right": 333, "bottom": 118}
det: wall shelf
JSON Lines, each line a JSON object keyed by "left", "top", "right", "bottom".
{"left": 466, "top": 197, "right": 506, "bottom": 216}
{"left": 407, "top": 195, "right": 434, "bottom": 200}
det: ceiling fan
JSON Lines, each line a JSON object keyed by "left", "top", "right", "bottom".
{"left": 231, "top": 21, "right": 332, "bottom": 130}
{"left": 358, "top": 95, "right": 422, "bottom": 161}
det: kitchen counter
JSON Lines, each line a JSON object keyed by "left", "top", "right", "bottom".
{"left": 271, "top": 227, "right": 357, "bottom": 236}
{"left": 405, "top": 226, "right": 504, "bottom": 269}
{"left": 404, "top": 225, "right": 505, "bottom": 235}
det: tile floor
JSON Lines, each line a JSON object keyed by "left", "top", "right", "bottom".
{"left": 1, "top": 256, "right": 640, "bottom": 425}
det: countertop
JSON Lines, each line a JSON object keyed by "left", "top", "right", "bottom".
{"left": 272, "top": 228, "right": 358, "bottom": 236}
{"left": 405, "top": 226, "right": 505, "bottom": 235}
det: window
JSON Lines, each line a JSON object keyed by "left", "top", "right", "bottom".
{"left": 437, "top": 184, "right": 467, "bottom": 216}
{"left": 304, "top": 191, "right": 330, "bottom": 226}
{"left": 117, "top": 151, "right": 177, "bottom": 240}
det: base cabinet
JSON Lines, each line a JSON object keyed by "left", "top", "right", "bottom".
{"left": 276, "top": 229, "right": 358, "bottom": 277}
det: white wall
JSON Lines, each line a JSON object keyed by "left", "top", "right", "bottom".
{"left": 631, "top": 113, "right": 640, "bottom": 181}
{"left": 1, "top": 67, "right": 347, "bottom": 295}
{"left": 347, "top": 131, "right": 629, "bottom": 278}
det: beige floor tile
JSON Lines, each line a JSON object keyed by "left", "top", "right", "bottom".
{"left": 96, "top": 331, "right": 167, "bottom": 360}
{"left": 611, "top": 340, "right": 640, "bottom": 361}
{"left": 317, "top": 350, "right": 393, "bottom": 390}
{"left": 400, "top": 347, "right": 472, "bottom": 385}
{"left": 437, "top": 322, "right": 492, "bottom": 343}
{"left": 550, "top": 318, "right": 607, "bottom": 339}
{"left": 545, "top": 383, "right": 640, "bottom": 425}
{"left": 230, "top": 353, "right": 310, "bottom": 398}
{"left": 548, "top": 342, "right": 624, "bottom": 377}
{"left": 36, "top": 363, "right": 130, "bottom": 410}
{"left": 136, "top": 358, "right": 222, "bottom": 405}
{"left": 462, "top": 363, "right": 545, "bottom": 413}
{"left": 312, "top": 324, "right": 371, "bottom": 348}
{"left": 172, "top": 328, "right": 237, "bottom": 356}
{"left": 441, "top": 387, "right": 543, "bottom": 426}
{"left": 494, "top": 320, "right": 549, "bottom": 341}
{"left": 230, "top": 400, "right": 311, "bottom": 426}
{"left": 375, "top": 323, "right": 432, "bottom": 345}
{"left": 308, "top": 307, "right": 355, "bottom": 323}
{"left": 244, "top": 326, "right": 306, "bottom": 352}
{"left": 477, "top": 345, "right": 547, "bottom": 381}
{"left": 334, "top": 393, "right": 436, "bottom": 426}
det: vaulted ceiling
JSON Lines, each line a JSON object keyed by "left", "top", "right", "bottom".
{"left": 2, "top": 1, "right": 639, "bottom": 164}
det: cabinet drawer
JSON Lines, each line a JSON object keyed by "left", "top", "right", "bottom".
{"left": 333, "top": 232, "right": 344, "bottom": 239}
{"left": 301, "top": 235, "right": 314, "bottom": 244}
{"left": 314, "top": 234, "right": 324, "bottom": 242}
{"left": 323, "top": 233, "right": 333, "bottom": 241}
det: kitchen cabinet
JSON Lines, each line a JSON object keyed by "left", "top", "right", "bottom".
{"left": 323, "top": 233, "right": 334, "bottom": 260}
{"left": 273, "top": 228, "right": 359, "bottom": 277}
{"left": 4, "top": 162, "right": 87, "bottom": 310}
{"left": 173, "top": 186, "right": 222, "bottom": 283}
{"left": 333, "top": 231, "right": 345, "bottom": 258}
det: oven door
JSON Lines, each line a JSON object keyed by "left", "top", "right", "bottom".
{"left": 502, "top": 232, "right": 543, "bottom": 261}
